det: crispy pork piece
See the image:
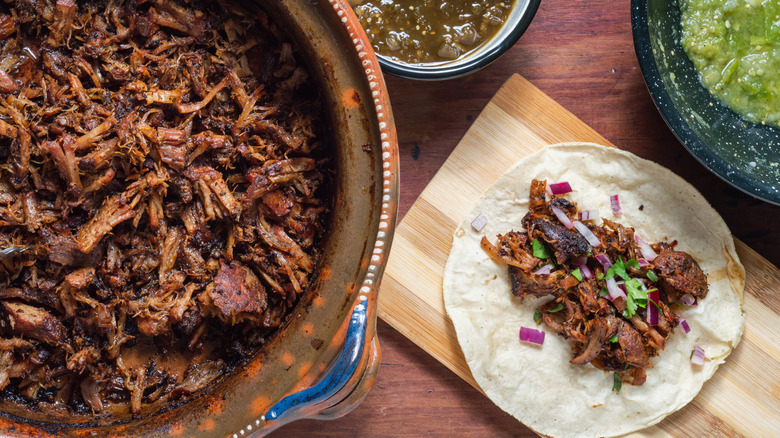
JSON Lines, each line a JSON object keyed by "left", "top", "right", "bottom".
{"left": 525, "top": 216, "right": 591, "bottom": 264}
{"left": 185, "top": 166, "right": 242, "bottom": 219}
{"left": 629, "top": 314, "right": 666, "bottom": 350}
{"left": 206, "top": 261, "right": 268, "bottom": 324}
{"left": 576, "top": 280, "right": 601, "bottom": 314}
{"left": 597, "top": 218, "right": 638, "bottom": 259}
{"left": 76, "top": 194, "right": 137, "bottom": 253}
{"left": 615, "top": 321, "right": 650, "bottom": 368}
{"left": 2, "top": 301, "right": 67, "bottom": 345}
{"left": 481, "top": 233, "right": 538, "bottom": 273}
{"left": 0, "top": 68, "right": 17, "bottom": 93}
{"left": 67, "top": 347, "right": 100, "bottom": 374}
{"left": 571, "top": 316, "right": 619, "bottom": 365}
{"left": 549, "top": 196, "right": 578, "bottom": 216}
{"left": 0, "top": 286, "right": 60, "bottom": 310}
{"left": 527, "top": 179, "right": 549, "bottom": 216}
{"left": 41, "top": 136, "right": 82, "bottom": 193}
{"left": 508, "top": 266, "right": 560, "bottom": 299}
{"left": 42, "top": 228, "right": 85, "bottom": 266}
{"left": 653, "top": 248, "right": 709, "bottom": 301}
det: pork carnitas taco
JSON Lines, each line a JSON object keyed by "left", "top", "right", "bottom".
{"left": 443, "top": 143, "right": 745, "bottom": 438}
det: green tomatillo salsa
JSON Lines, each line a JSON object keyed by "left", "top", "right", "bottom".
{"left": 680, "top": 0, "right": 780, "bottom": 127}
{"left": 349, "top": 0, "right": 513, "bottom": 65}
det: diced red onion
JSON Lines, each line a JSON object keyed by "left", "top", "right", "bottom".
{"left": 634, "top": 235, "right": 657, "bottom": 261}
{"left": 578, "top": 209, "right": 600, "bottom": 221}
{"left": 691, "top": 345, "right": 705, "bottom": 365}
{"left": 572, "top": 255, "right": 588, "bottom": 266}
{"left": 680, "top": 319, "right": 691, "bottom": 334}
{"left": 610, "top": 194, "right": 622, "bottom": 215}
{"left": 595, "top": 254, "right": 612, "bottom": 270}
{"left": 547, "top": 182, "right": 572, "bottom": 195}
{"left": 637, "top": 258, "right": 649, "bottom": 267}
{"left": 647, "top": 290, "right": 660, "bottom": 326}
{"left": 471, "top": 213, "right": 487, "bottom": 232}
{"left": 519, "top": 327, "right": 545, "bottom": 345}
{"left": 681, "top": 294, "right": 697, "bottom": 306}
{"left": 534, "top": 263, "right": 554, "bottom": 275}
{"left": 606, "top": 278, "right": 625, "bottom": 300}
{"left": 573, "top": 221, "right": 601, "bottom": 247}
{"left": 551, "top": 206, "right": 574, "bottom": 229}
{"left": 571, "top": 256, "right": 594, "bottom": 279}
{"left": 579, "top": 264, "right": 593, "bottom": 279}
{"left": 646, "top": 302, "right": 658, "bottom": 326}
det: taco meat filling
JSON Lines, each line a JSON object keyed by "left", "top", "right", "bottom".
{"left": 482, "top": 179, "right": 708, "bottom": 386}
{"left": 0, "top": 0, "right": 331, "bottom": 415}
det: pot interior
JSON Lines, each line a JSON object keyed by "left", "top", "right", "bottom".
{"left": 0, "top": 0, "right": 389, "bottom": 435}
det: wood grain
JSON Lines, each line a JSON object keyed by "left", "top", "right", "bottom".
{"left": 380, "top": 74, "right": 612, "bottom": 389}
{"left": 377, "top": 74, "right": 780, "bottom": 437}
{"left": 275, "top": 0, "right": 779, "bottom": 435}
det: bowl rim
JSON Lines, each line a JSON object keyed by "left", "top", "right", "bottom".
{"left": 631, "top": 0, "right": 780, "bottom": 205}
{"left": 377, "top": 0, "right": 542, "bottom": 80}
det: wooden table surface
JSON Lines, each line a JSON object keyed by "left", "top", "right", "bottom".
{"left": 275, "top": 0, "right": 780, "bottom": 436}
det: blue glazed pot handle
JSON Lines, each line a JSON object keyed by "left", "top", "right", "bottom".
{"left": 263, "top": 300, "right": 367, "bottom": 422}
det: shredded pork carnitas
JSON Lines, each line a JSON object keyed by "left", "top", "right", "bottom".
{"left": 482, "top": 179, "right": 708, "bottom": 386}
{"left": 0, "top": 0, "right": 331, "bottom": 415}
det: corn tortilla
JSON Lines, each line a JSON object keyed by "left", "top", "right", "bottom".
{"left": 442, "top": 143, "right": 745, "bottom": 438}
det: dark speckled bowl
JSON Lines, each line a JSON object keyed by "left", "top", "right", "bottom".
{"left": 632, "top": 0, "right": 780, "bottom": 205}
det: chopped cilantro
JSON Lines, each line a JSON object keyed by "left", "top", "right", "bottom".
{"left": 531, "top": 239, "right": 552, "bottom": 259}
{"left": 596, "top": 272, "right": 604, "bottom": 280}
{"left": 606, "top": 257, "right": 630, "bottom": 281}
{"left": 547, "top": 303, "right": 564, "bottom": 313}
{"left": 612, "top": 373, "right": 622, "bottom": 392}
{"left": 609, "top": 334, "right": 618, "bottom": 343}
{"left": 626, "top": 258, "right": 640, "bottom": 269}
{"left": 690, "top": 349, "right": 695, "bottom": 359}
{"left": 571, "top": 268, "right": 583, "bottom": 282}
{"left": 646, "top": 270, "right": 658, "bottom": 282}
{"left": 599, "top": 286, "right": 609, "bottom": 297}
{"left": 622, "top": 278, "right": 648, "bottom": 318}
{"left": 533, "top": 310, "right": 542, "bottom": 325}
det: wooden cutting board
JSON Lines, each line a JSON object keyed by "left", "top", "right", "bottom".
{"left": 377, "top": 74, "right": 780, "bottom": 437}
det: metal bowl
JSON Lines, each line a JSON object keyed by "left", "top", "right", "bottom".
{"left": 0, "top": 0, "right": 398, "bottom": 436}
{"left": 374, "top": 0, "right": 541, "bottom": 80}
{"left": 632, "top": 0, "right": 780, "bottom": 205}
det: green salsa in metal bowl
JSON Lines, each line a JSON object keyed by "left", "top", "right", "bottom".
{"left": 350, "top": 0, "right": 514, "bottom": 65}
{"left": 680, "top": 0, "right": 780, "bottom": 127}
